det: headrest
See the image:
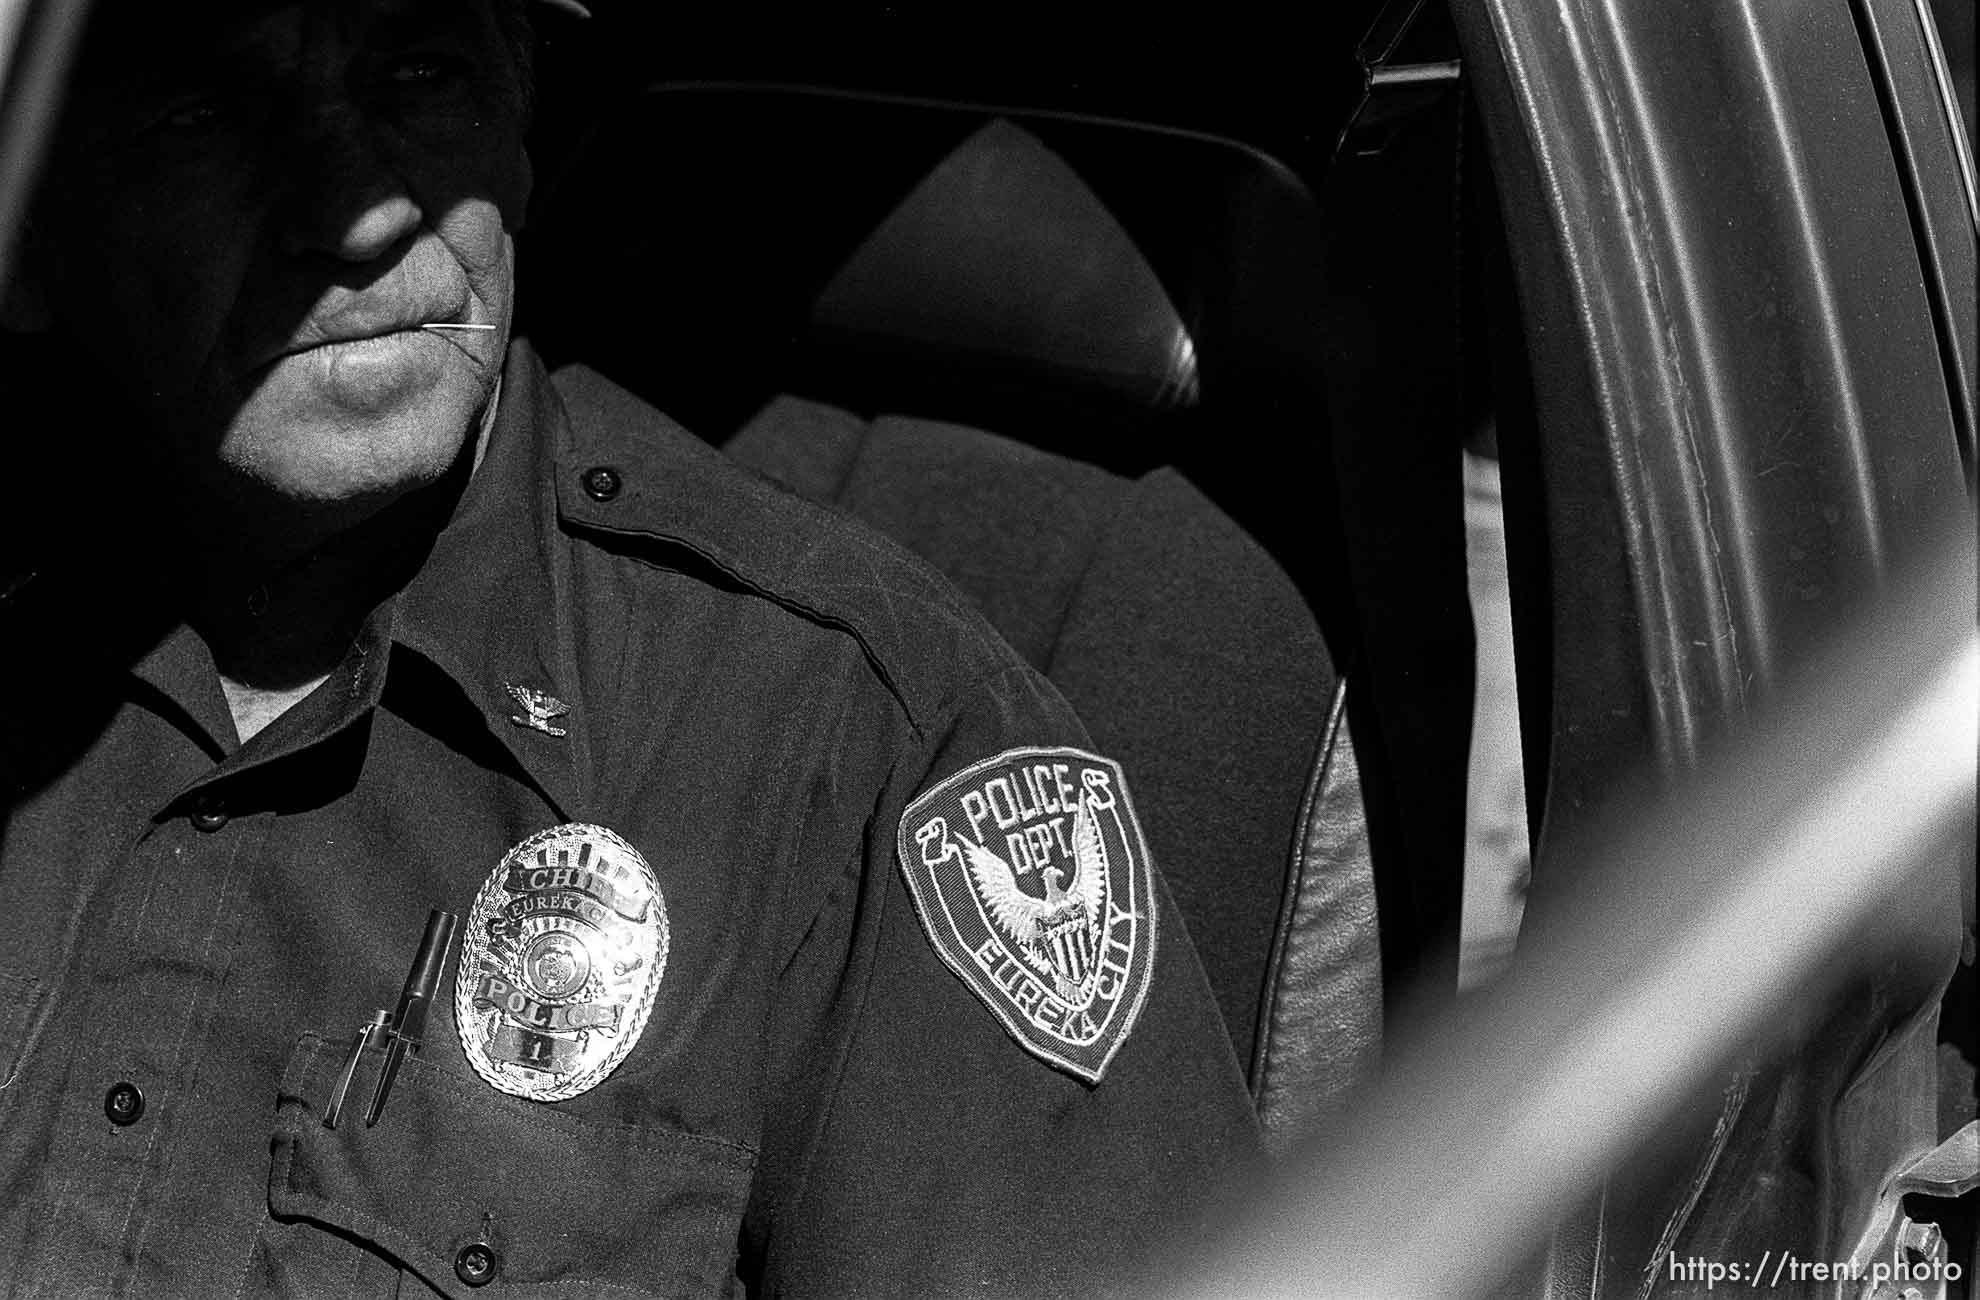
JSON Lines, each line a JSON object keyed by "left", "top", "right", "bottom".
{"left": 809, "top": 118, "right": 1199, "bottom": 412}
{"left": 521, "top": 84, "right": 1326, "bottom": 460}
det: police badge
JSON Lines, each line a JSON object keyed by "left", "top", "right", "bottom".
{"left": 897, "top": 747, "right": 1157, "bottom": 1083}
{"left": 455, "top": 824, "right": 669, "bottom": 1102}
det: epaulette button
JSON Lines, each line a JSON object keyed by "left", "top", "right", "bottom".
{"left": 580, "top": 466, "right": 622, "bottom": 502}
{"left": 454, "top": 1241, "right": 499, "bottom": 1287}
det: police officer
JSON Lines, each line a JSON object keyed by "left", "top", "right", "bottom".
{"left": 0, "top": 2, "right": 1260, "bottom": 1295}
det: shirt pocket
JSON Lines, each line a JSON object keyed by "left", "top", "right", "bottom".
{"left": 266, "top": 1031, "right": 756, "bottom": 1299}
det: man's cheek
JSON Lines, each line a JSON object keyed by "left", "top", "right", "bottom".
{"left": 492, "top": 132, "right": 533, "bottom": 226}
{"left": 46, "top": 243, "right": 207, "bottom": 403}
{"left": 416, "top": 148, "right": 531, "bottom": 236}
{"left": 432, "top": 206, "right": 519, "bottom": 315}
{"left": 72, "top": 172, "right": 256, "bottom": 314}
{"left": 399, "top": 97, "right": 530, "bottom": 212}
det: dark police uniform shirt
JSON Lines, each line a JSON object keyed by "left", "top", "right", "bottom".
{"left": 0, "top": 344, "right": 1258, "bottom": 1298}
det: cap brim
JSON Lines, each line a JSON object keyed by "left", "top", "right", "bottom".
{"left": 534, "top": 0, "right": 592, "bottom": 17}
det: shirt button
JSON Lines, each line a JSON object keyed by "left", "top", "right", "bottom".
{"left": 580, "top": 465, "right": 622, "bottom": 501}
{"left": 103, "top": 1081, "right": 145, "bottom": 1126}
{"left": 189, "top": 797, "right": 228, "bottom": 832}
{"left": 454, "top": 1241, "right": 499, "bottom": 1287}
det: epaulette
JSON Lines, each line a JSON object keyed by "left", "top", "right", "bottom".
{"left": 548, "top": 363, "right": 1020, "bottom": 736}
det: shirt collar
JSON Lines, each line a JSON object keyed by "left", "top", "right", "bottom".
{"left": 2, "top": 346, "right": 586, "bottom": 821}
{"left": 125, "top": 601, "right": 394, "bottom": 817}
{"left": 392, "top": 339, "right": 587, "bottom": 822}
{"left": 129, "top": 623, "right": 238, "bottom": 760}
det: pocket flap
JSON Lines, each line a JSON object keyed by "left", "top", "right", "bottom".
{"left": 270, "top": 1032, "right": 755, "bottom": 1298}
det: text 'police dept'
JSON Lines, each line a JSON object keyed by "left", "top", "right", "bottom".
{"left": 957, "top": 760, "right": 1103, "bottom": 878}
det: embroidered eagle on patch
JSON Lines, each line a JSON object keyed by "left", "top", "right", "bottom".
{"left": 962, "top": 797, "right": 1109, "bottom": 1003}
{"left": 897, "top": 746, "right": 1158, "bottom": 1083}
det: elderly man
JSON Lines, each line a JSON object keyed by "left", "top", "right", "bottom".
{"left": 0, "top": 1, "right": 1258, "bottom": 1295}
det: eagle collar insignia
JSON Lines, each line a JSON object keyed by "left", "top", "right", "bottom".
{"left": 456, "top": 823, "right": 669, "bottom": 1102}
{"left": 897, "top": 747, "right": 1157, "bottom": 1083}
{"left": 505, "top": 683, "right": 571, "bottom": 737}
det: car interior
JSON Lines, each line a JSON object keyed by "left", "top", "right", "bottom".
{"left": 516, "top": 0, "right": 1536, "bottom": 1140}
{"left": 507, "top": 0, "right": 1979, "bottom": 1281}
{"left": 1, "top": 0, "right": 1974, "bottom": 1290}
{"left": 526, "top": 78, "right": 1386, "bottom": 1136}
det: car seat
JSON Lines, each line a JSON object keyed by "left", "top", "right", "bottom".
{"left": 523, "top": 86, "right": 1383, "bottom": 1143}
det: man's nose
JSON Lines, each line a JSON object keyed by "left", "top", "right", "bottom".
{"left": 276, "top": 109, "right": 424, "bottom": 262}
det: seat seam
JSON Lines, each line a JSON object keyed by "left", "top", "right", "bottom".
{"left": 1249, "top": 678, "right": 1351, "bottom": 1106}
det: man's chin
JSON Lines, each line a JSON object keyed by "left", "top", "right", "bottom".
{"left": 304, "top": 329, "right": 453, "bottom": 414}
{"left": 212, "top": 357, "right": 491, "bottom": 527}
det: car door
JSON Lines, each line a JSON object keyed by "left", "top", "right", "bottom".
{"left": 1454, "top": 0, "right": 1976, "bottom": 1290}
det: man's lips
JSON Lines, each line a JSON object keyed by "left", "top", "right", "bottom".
{"left": 262, "top": 299, "right": 476, "bottom": 367}
{"left": 277, "top": 321, "right": 445, "bottom": 360}
{"left": 295, "top": 327, "right": 423, "bottom": 357}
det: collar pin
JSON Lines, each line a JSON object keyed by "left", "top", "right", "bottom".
{"left": 505, "top": 683, "right": 571, "bottom": 737}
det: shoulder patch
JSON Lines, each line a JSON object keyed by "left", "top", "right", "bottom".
{"left": 896, "top": 747, "right": 1157, "bottom": 1083}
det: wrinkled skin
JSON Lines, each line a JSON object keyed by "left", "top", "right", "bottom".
{"left": 26, "top": 0, "right": 532, "bottom": 550}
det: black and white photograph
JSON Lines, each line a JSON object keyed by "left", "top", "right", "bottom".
{"left": 0, "top": 1, "right": 1974, "bottom": 1295}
